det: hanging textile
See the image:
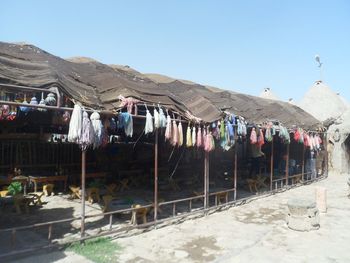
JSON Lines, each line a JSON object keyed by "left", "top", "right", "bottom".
{"left": 159, "top": 108, "right": 167, "bottom": 128}
{"left": 68, "top": 104, "right": 83, "bottom": 143}
{"left": 250, "top": 128, "right": 257, "bottom": 144}
{"left": 220, "top": 120, "right": 225, "bottom": 140}
{"left": 145, "top": 109, "right": 154, "bottom": 134}
{"left": 90, "top": 111, "right": 103, "bottom": 149}
{"left": 154, "top": 108, "right": 160, "bottom": 129}
{"left": 118, "top": 112, "right": 133, "bottom": 137}
{"left": 257, "top": 129, "right": 265, "bottom": 146}
{"left": 202, "top": 126, "right": 207, "bottom": 146}
{"left": 79, "top": 111, "right": 95, "bottom": 150}
{"left": 186, "top": 125, "right": 192, "bottom": 147}
{"left": 265, "top": 122, "right": 273, "bottom": 142}
{"left": 118, "top": 95, "right": 140, "bottom": 114}
{"left": 178, "top": 122, "right": 183, "bottom": 146}
{"left": 197, "top": 127, "right": 202, "bottom": 147}
{"left": 204, "top": 131, "right": 215, "bottom": 152}
{"left": 45, "top": 93, "right": 56, "bottom": 106}
{"left": 171, "top": 120, "right": 178, "bottom": 146}
{"left": 192, "top": 126, "right": 196, "bottom": 147}
{"left": 19, "top": 94, "right": 30, "bottom": 113}
{"left": 38, "top": 92, "right": 47, "bottom": 112}
{"left": 165, "top": 114, "right": 172, "bottom": 141}
{"left": 29, "top": 96, "right": 38, "bottom": 110}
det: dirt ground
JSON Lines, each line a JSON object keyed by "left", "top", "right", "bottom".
{"left": 6, "top": 172, "right": 350, "bottom": 262}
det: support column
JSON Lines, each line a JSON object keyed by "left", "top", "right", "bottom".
{"left": 302, "top": 145, "right": 305, "bottom": 179}
{"left": 80, "top": 150, "right": 86, "bottom": 238}
{"left": 285, "top": 143, "right": 290, "bottom": 186}
{"left": 204, "top": 151, "right": 210, "bottom": 212}
{"left": 154, "top": 130, "right": 159, "bottom": 223}
{"left": 270, "top": 138, "right": 274, "bottom": 191}
{"left": 234, "top": 145, "right": 237, "bottom": 201}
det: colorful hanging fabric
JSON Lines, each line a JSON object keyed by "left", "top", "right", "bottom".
{"left": 197, "top": 127, "right": 202, "bottom": 147}
{"left": 79, "top": 111, "right": 95, "bottom": 150}
{"left": 118, "top": 112, "right": 133, "bottom": 137}
{"left": 0, "top": 105, "right": 10, "bottom": 120}
{"left": 154, "top": 108, "right": 160, "bottom": 129}
{"left": 178, "top": 122, "right": 183, "bottom": 146}
{"left": 19, "top": 94, "right": 30, "bottom": 113}
{"left": 90, "top": 111, "right": 103, "bottom": 149}
{"left": 68, "top": 104, "right": 83, "bottom": 143}
{"left": 192, "top": 126, "right": 196, "bottom": 146}
{"left": 118, "top": 95, "right": 140, "bottom": 114}
{"left": 144, "top": 109, "right": 154, "bottom": 135}
{"left": 250, "top": 128, "right": 257, "bottom": 144}
{"left": 265, "top": 122, "right": 273, "bottom": 142}
{"left": 159, "top": 108, "right": 167, "bottom": 128}
{"left": 257, "top": 129, "right": 265, "bottom": 146}
{"left": 202, "top": 126, "right": 207, "bottom": 145}
{"left": 220, "top": 120, "right": 225, "bottom": 140}
{"left": 165, "top": 115, "right": 172, "bottom": 141}
{"left": 186, "top": 125, "right": 192, "bottom": 147}
{"left": 171, "top": 120, "right": 178, "bottom": 146}
{"left": 204, "top": 131, "right": 215, "bottom": 152}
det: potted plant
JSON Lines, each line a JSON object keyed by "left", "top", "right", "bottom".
{"left": 8, "top": 182, "right": 22, "bottom": 196}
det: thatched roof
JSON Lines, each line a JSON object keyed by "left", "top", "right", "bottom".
{"left": 0, "top": 41, "right": 321, "bottom": 129}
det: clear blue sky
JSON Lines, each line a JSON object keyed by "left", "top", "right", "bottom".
{"left": 1, "top": 0, "right": 350, "bottom": 102}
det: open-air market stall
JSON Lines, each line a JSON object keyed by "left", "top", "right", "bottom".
{"left": 0, "top": 42, "right": 325, "bottom": 254}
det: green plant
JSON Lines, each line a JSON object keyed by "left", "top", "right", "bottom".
{"left": 7, "top": 182, "right": 22, "bottom": 196}
{"left": 66, "top": 237, "right": 121, "bottom": 263}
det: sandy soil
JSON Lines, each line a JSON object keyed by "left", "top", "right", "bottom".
{"left": 115, "top": 172, "right": 350, "bottom": 263}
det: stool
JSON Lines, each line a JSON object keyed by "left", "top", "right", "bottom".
{"left": 130, "top": 204, "right": 148, "bottom": 225}
{"left": 43, "top": 184, "right": 54, "bottom": 196}
{"left": 69, "top": 185, "right": 81, "bottom": 199}
{"left": 87, "top": 187, "right": 100, "bottom": 204}
{"left": 102, "top": 195, "right": 113, "bottom": 212}
{"left": 28, "top": 192, "right": 44, "bottom": 205}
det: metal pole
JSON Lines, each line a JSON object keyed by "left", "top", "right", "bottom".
{"left": 302, "top": 145, "right": 305, "bottom": 179}
{"left": 204, "top": 151, "right": 209, "bottom": 212}
{"left": 234, "top": 145, "right": 237, "bottom": 201}
{"left": 270, "top": 138, "right": 274, "bottom": 191}
{"left": 285, "top": 143, "right": 290, "bottom": 186}
{"left": 154, "top": 130, "right": 159, "bottom": 223}
{"left": 80, "top": 150, "right": 86, "bottom": 238}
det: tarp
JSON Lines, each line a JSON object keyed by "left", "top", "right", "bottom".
{"left": 0, "top": 42, "right": 321, "bottom": 129}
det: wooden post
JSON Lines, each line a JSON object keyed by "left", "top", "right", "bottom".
{"left": 80, "top": 150, "right": 86, "bottom": 238}
{"left": 154, "top": 130, "right": 159, "bottom": 223}
{"left": 204, "top": 151, "right": 210, "bottom": 212}
{"left": 270, "top": 138, "right": 274, "bottom": 191}
{"left": 285, "top": 143, "right": 290, "bottom": 186}
{"left": 302, "top": 145, "right": 305, "bottom": 179}
{"left": 234, "top": 145, "right": 238, "bottom": 201}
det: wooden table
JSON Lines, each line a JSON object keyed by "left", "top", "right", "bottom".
{"left": 29, "top": 175, "right": 68, "bottom": 192}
